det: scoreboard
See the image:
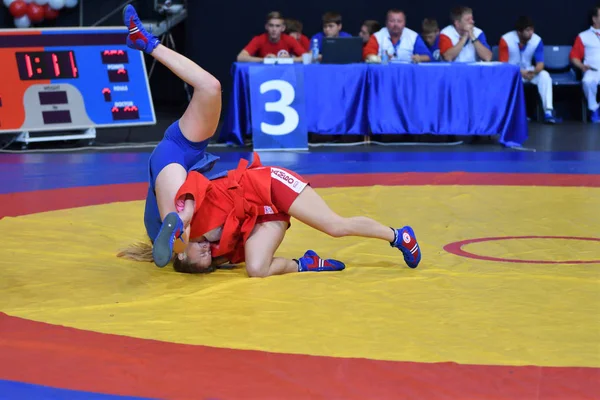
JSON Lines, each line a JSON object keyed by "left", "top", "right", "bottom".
{"left": 0, "top": 27, "right": 156, "bottom": 139}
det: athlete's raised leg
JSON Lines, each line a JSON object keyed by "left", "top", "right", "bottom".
{"left": 123, "top": 4, "right": 221, "bottom": 243}
{"left": 150, "top": 45, "right": 221, "bottom": 143}
{"left": 123, "top": 4, "right": 221, "bottom": 144}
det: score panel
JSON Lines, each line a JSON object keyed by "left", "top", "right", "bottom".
{"left": 0, "top": 27, "right": 156, "bottom": 133}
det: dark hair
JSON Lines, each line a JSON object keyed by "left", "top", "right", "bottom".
{"left": 515, "top": 16, "right": 534, "bottom": 32}
{"left": 450, "top": 6, "right": 472, "bottom": 22}
{"left": 422, "top": 18, "right": 439, "bottom": 34}
{"left": 387, "top": 9, "right": 405, "bottom": 18}
{"left": 173, "top": 256, "right": 216, "bottom": 274}
{"left": 362, "top": 20, "right": 381, "bottom": 35}
{"left": 285, "top": 18, "right": 303, "bottom": 34}
{"left": 590, "top": 5, "right": 600, "bottom": 25}
{"left": 322, "top": 12, "right": 342, "bottom": 25}
{"left": 266, "top": 11, "right": 284, "bottom": 24}
{"left": 173, "top": 256, "right": 195, "bottom": 273}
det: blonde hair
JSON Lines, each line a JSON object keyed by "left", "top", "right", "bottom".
{"left": 116, "top": 241, "right": 155, "bottom": 262}
{"left": 115, "top": 240, "right": 194, "bottom": 273}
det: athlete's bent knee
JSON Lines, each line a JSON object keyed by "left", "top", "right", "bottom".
{"left": 205, "top": 77, "right": 221, "bottom": 96}
{"left": 245, "top": 261, "right": 270, "bottom": 278}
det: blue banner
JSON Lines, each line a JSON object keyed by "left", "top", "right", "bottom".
{"left": 221, "top": 62, "right": 529, "bottom": 148}
{"left": 248, "top": 65, "right": 308, "bottom": 151}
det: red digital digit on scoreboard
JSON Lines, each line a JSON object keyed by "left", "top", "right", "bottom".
{"left": 15, "top": 51, "right": 79, "bottom": 80}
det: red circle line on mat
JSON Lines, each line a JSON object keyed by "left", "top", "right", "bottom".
{"left": 444, "top": 236, "right": 600, "bottom": 264}
{"left": 2, "top": 171, "right": 600, "bottom": 219}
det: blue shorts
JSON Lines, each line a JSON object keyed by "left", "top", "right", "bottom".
{"left": 143, "top": 120, "right": 221, "bottom": 242}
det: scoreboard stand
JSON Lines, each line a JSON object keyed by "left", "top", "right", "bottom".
{"left": 15, "top": 128, "right": 97, "bottom": 149}
{"left": 0, "top": 27, "right": 156, "bottom": 148}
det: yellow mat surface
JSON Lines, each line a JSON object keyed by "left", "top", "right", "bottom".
{"left": 1, "top": 185, "right": 599, "bottom": 368}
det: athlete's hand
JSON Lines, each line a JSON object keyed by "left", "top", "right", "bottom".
{"left": 521, "top": 69, "right": 534, "bottom": 80}
{"left": 178, "top": 198, "right": 195, "bottom": 228}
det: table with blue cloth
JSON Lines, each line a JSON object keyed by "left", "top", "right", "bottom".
{"left": 219, "top": 62, "right": 528, "bottom": 147}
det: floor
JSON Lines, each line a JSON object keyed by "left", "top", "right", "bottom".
{"left": 0, "top": 122, "right": 599, "bottom": 399}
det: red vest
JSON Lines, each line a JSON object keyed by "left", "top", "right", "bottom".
{"left": 175, "top": 153, "right": 279, "bottom": 263}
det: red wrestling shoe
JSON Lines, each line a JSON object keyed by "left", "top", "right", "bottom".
{"left": 390, "top": 226, "right": 421, "bottom": 268}
{"left": 297, "top": 250, "right": 345, "bottom": 272}
{"left": 122, "top": 4, "right": 160, "bottom": 54}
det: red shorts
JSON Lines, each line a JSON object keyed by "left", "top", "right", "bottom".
{"left": 256, "top": 167, "right": 308, "bottom": 226}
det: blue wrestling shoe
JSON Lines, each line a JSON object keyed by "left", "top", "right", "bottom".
{"left": 543, "top": 111, "right": 561, "bottom": 124}
{"left": 390, "top": 226, "right": 421, "bottom": 268}
{"left": 122, "top": 5, "right": 160, "bottom": 54}
{"left": 152, "top": 212, "right": 184, "bottom": 268}
{"left": 591, "top": 109, "right": 600, "bottom": 124}
{"left": 297, "top": 250, "right": 346, "bottom": 272}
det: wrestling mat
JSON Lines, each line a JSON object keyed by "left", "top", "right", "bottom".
{"left": 0, "top": 150, "right": 598, "bottom": 399}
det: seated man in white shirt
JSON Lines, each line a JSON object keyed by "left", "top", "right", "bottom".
{"left": 499, "top": 16, "right": 559, "bottom": 124}
{"left": 439, "top": 6, "right": 492, "bottom": 62}
{"left": 362, "top": 9, "right": 432, "bottom": 63}
{"left": 569, "top": 5, "right": 600, "bottom": 123}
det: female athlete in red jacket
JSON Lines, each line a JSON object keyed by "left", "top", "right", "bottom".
{"left": 117, "top": 6, "right": 345, "bottom": 274}
{"left": 151, "top": 153, "right": 422, "bottom": 277}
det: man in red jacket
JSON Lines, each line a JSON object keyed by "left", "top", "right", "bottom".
{"left": 152, "top": 154, "right": 422, "bottom": 277}
{"left": 237, "top": 11, "right": 307, "bottom": 62}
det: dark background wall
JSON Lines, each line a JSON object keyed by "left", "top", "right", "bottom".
{"left": 190, "top": 0, "right": 598, "bottom": 112}
{"left": 1, "top": 0, "right": 598, "bottom": 119}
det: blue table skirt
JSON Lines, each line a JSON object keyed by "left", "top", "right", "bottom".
{"left": 219, "top": 62, "right": 528, "bottom": 147}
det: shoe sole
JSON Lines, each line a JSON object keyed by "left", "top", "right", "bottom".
{"left": 152, "top": 213, "right": 180, "bottom": 268}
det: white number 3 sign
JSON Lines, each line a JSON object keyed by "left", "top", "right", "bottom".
{"left": 259, "top": 80, "right": 299, "bottom": 136}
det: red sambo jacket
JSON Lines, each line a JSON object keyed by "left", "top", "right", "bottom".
{"left": 175, "top": 153, "right": 280, "bottom": 263}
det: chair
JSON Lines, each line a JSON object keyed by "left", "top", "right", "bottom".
{"left": 543, "top": 45, "right": 587, "bottom": 121}
{"left": 491, "top": 45, "right": 499, "bottom": 62}
{"left": 543, "top": 45, "right": 579, "bottom": 84}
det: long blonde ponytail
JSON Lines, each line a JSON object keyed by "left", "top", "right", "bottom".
{"left": 116, "top": 241, "right": 154, "bottom": 262}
